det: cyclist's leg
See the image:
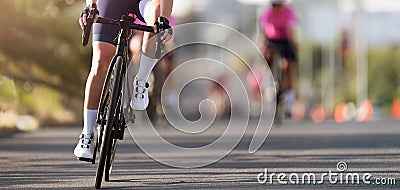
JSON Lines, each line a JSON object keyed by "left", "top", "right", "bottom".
{"left": 282, "top": 41, "right": 297, "bottom": 116}
{"left": 261, "top": 40, "right": 274, "bottom": 68}
{"left": 129, "top": 31, "right": 144, "bottom": 59}
{"left": 75, "top": 0, "right": 137, "bottom": 159}
{"left": 142, "top": 0, "right": 160, "bottom": 58}
{"left": 286, "top": 60, "right": 294, "bottom": 90}
{"left": 75, "top": 45, "right": 116, "bottom": 159}
{"left": 84, "top": 41, "right": 115, "bottom": 113}
{"left": 130, "top": 0, "right": 161, "bottom": 110}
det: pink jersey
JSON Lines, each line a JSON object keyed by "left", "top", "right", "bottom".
{"left": 259, "top": 5, "right": 296, "bottom": 40}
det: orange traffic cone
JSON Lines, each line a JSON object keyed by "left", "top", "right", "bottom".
{"left": 358, "top": 99, "right": 373, "bottom": 122}
{"left": 392, "top": 98, "right": 400, "bottom": 120}
{"left": 334, "top": 103, "right": 348, "bottom": 123}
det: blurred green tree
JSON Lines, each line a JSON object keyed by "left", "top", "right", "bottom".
{"left": 368, "top": 47, "right": 400, "bottom": 110}
{"left": 0, "top": 0, "right": 91, "bottom": 124}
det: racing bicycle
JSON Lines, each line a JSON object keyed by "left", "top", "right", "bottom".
{"left": 81, "top": 7, "right": 164, "bottom": 189}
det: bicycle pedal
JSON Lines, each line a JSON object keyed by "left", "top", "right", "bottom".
{"left": 77, "top": 157, "right": 93, "bottom": 163}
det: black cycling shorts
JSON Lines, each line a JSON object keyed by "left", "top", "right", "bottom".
{"left": 93, "top": 0, "right": 148, "bottom": 45}
{"left": 267, "top": 39, "right": 297, "bottom": 62}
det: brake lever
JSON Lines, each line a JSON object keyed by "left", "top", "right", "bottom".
{"left": 155, "top": 22, "right": 166, "bottom": 59}
{"left": 82, "top": 4, "right": 98, "bottom": 47}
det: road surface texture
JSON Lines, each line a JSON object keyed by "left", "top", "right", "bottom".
{"left": 0, "top": 119, "right": 399, "bottom": 189}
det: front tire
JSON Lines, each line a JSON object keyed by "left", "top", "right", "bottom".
{"left": 105, "top": 137, "right": 118, "bottom": 181}
{"left": 95, "top": 56, "right": 123, "bottom": 189}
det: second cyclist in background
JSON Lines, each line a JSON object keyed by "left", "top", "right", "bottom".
{"left": 259, "top": 0, "right": 297, "bottom": 117}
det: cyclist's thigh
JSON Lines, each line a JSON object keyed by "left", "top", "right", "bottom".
{"left": 141, "top": 0, "right": 158, "bottom": 55}
{"left": 140, "top": 0, "right": 156, "bottom": 25}
{"left": 92, "top": 41, "right": 116, "bottom": 66}
{"left": 282, "top": 42, "right": 297, "bottom": 63}
{"left": 137, "top": 0, "right": 151, "bottom": 23}
{"left": 93, "top": 0, "right": 140, "bottom": 45}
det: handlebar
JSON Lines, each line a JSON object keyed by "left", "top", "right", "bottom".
{"left": 96, "top": 17, "right": 156, "bottom": 32}
{"left": 82, "top": 16, "right": 156, "bottom": 46}
{"left": 81, "top": 14, "right": 164, "bottom": 59}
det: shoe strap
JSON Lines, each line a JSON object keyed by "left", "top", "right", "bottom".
{"left": 135, "top": 93, "right": 145, "bottom": 98}
{"left": 81, "top": 138, "right": 92, "bottom": 145}
{"left": 134, "top": 79, "right": 149, "bottom": 99}
{"left": 79, "top": 133, "right": 94, "bottom": 140}
{"left": 135, "top": 86, "right": 146, "bottom": 94}
{"left": 135, "top": 79, "right": 149, "bottom": 88}
{"left": 81, "top": 143, "right": 91, "bottom": 148}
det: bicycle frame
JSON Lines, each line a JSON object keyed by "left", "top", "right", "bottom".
{"left": 96, "top": 16, "right": 135, "bottom": 130}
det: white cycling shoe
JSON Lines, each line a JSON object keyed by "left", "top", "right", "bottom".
{"left": 73, "top": 133, "right": 95, "bottom": 160}
{"left": 130, "top": 78, "right": 150, "bottom": 111}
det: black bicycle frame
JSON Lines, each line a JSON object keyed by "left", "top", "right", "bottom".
{"left": 95, "top": 15, "right": 156, "bottom": 127}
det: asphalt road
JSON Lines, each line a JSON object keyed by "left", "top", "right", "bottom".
{"left": 0, "top": 119, "right": 399, "bottom": 189}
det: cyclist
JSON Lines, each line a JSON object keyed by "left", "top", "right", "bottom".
{"left": 74, "top": 0, "right": 174, "bottom": 160}
{"left": 259, "top": 0, "right": 297, "bottom": 116}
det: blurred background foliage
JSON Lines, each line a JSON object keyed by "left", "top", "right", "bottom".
{"left": 309, "top": 45, "right": 400, "bottom": 112}
{"left": 367, "top": 47, "right": 400, "bottom": 110}
{"left": 0, "top": 0, "right": 90, "bottom": 125}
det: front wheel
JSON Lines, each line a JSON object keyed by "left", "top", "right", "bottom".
{"left": 95, "top": 56, "right": 124, "bottom": 189}
{"left": 105, "top": 136, "right": 118, "bottom": 181}
{"left": 272, "top": 53, "right": 285, "bottom": 125}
